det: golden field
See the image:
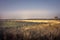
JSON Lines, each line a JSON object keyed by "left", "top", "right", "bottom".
{"left": 0, "top": 19, "right": 60, "bottom": 40}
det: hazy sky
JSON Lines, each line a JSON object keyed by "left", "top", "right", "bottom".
{"left": 0, "top": 0, "right": 60, "bottom": 19}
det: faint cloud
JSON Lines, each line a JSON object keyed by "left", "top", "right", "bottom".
{"left": 1, "top": 10, "right": 50, "bottom": 19}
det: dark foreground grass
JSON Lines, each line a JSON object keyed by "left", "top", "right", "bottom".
{"left": 0, "top": 20, "right": 60, "bottom": 40}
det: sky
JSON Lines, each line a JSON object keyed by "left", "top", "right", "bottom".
{"left": 0, "top": 0, "right": 60, "bottom": 19}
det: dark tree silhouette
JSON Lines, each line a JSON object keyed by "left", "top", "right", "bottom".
{"left": 54, "top": 16, "right": 58, "bottom": 20}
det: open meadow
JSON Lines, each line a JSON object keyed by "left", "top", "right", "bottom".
{"left": 0, "top": 19, "right": 60, "bottom": 40}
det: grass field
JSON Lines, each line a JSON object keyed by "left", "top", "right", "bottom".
{"left": 0, "top": 19, "right": 60, "bottom": 40}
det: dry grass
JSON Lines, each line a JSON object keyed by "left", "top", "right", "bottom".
{"left": 0, "top": 19, "right": 60, "bottom": 40}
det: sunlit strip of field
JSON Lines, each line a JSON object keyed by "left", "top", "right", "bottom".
{"left": 15, "top": 20, "right": 60, "bottom": 23}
